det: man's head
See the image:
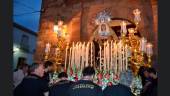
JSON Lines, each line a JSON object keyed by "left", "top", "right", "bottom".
{"left": 58, "top": 72, "right": 68, "bottom": 80}
{"left": 30, "top": 62, "right": 45, "bottom": 77}
{"left": 147, "top": 67, "right": 157, "bottom": 79}
{"left": 82, "top": 66, "right": 95, "bottom": 80}
{"left": 138, "top": 66, "right": 146, "bottom": 76}
{"left": 17, "top": 57, "right": 26, "bottom": 69}
{"left": 138, "top": 66, "right": 150, "bottom": 78}
{"left": 143, "top": 69, "right": 150, "bottom": 78}
{"left": 20, "top": 63, "right": 29, "bottom": 74}
{"left": 44, "top": 61, "right": 53, "bottom": 72}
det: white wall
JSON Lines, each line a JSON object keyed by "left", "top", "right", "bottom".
{"left": 13, "top": 27, "right": 37, "bottom": 69}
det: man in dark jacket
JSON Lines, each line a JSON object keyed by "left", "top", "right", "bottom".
{"left": 42, "top": 61, "right": 54, "bottom": 84}
{"left": 49, "top": 72, "right": 74, "bottom": 96}
{"left": 148, "top": 67, "right": 157, "bottom": 96}
{"left": 68, "top": 66, "right": 103, "bottom": 96}
{"left": 141, "top": 67, "right": 157, "bottom": 96}
{"left": 103, "top": 71, "right": 135, "bottom": 96}
{"left": 14, "top": 62, "right": 49, "bottom": 96}
{"left": 103, "top": 83, "right": 135, "bottom": 96}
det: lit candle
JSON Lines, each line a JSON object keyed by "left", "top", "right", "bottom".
{"left": 121, "top": 21, "right": 127, "bottom": 35}
{"left": 69, "top": 47, "right": 72, "bottom": 68}
{"left": 75, "top": 44, "right": 78, "bottom": 69}
{"left": 111, "top": 40, "right": 113, "bottom": 70}
{"left": 140, "top": 37, "right": 147, "bottom": 52}
{"left": 80, "top": 43, "right": 82, "bottom": 70}
{"left": 86, "top": 42, "right": 89, "bottom": 67}
{"left": 91, "top": 42, "right": 93, "bottom": 66}
{"left": 119, "top": 41, "right": 122, "bottom": 73}
{"left": 121, "top": 41, "right": 123, "bottom": 72}
{"left": 73, "top": 43, "right": 76, "bottom": 68}
{"left": 79, "top": 42, "right": 82, "bottom": 69}
{"left": 113, "top": 42, "right": 115, "bottom": 72}
{"left": 104, "top": 42, "right": 106, "bottom": 70}
{"left": 85, "top": 44, "right": 87, "bottom": 67}
{"left": 71, "top": 47, "right": 73, "bottom": 68}
{"left": 114, "top": 42, "right": 117, "bottom": 74}
{"left": 106, "top": 41, "right": 109, "bottom": 71}
{"left": 106, "top": 45, "right": 108, "bottom": 71}
{"left": 81, "top": 42, "right": 84, "bottom": 69}
{"left": 72, "top": 44, "right": 75, "bottom": 68}
{"left": 71, "top": 43, "right": 75, "bottom": 68}
{"left": 99, "top": 46, "right": 101, "bottom": 71}
{"left": 122, "top": 45, "right": 124, "bottom": 71}
{"left": 106, "top": 43, "right": 108, "bottom": 71}
{"left": 125, "top": 45, "right": 128, "bottom": 70}
{"left": 83, "top": 42, "right": 86, "bottom": 67}
{"left": 105, "top": 42, "right": 107, "bottom": 70}
{"left": 146, "top": 43, "right": 153, "bottom": 56}
{"left": 87, "top": 43, "right": 89, "bottom": 66}
{"left": 65, "top": 46, "right": 68, "bottom": 69}
{"left": 81, "top": 43, "right": 85, "bottom": 70}
{"left": 107, "top": 41, "right": 110, "bottom": 71}
{"left": 78, "top": 43, "right": 80, "bottom": 69}
{"left": 117, "top": 42, "right": 120, "bottom": 74}
{"left": 81, "top": 43, "right": 83, "bottom": 70}
{"left": 77, "top": 43, "right": 79, "bottom": 68}
{"left": 45, "top": 43, "right": 50, "bottom": 53}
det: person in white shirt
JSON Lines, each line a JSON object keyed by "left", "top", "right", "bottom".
{"left": 13, "top": 63, "right": 29, "bottom": 88}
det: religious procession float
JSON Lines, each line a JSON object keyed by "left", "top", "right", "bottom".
{"left": 43, "top": 9, "right": 153, "bottom": 96}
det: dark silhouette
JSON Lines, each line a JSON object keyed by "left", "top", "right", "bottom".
{"left": 103, "top": 84, "right": 135, "bottom": 96}
{"left": 68, "top": 66, "right": 103, "bottom": 96}
{"left": 49, "top": 72, "right": 74, "bottom": 96}
{"left": 14, "top": 62, "right": 49, "bottom": 96}
{"left": 42, "top": 61, "right": 54, "bottom": 84}
{"left": 93, "top": 39, "right": 100, "bottom": 66}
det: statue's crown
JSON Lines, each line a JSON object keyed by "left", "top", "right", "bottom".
{"left": 95, "top": 10, "right": 111, "bottom": 25}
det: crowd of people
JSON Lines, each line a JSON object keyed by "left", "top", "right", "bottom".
{"left": 13, "top": 60, "right": 157, "bottom": 96}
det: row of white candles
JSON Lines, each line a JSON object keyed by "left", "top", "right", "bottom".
{"left": 44, "top": 37, "right": 153, "bottom": 72}
{"left": 63, "top": 39, "right": 152, "bottom": 72}
{"left": 102, "top": 40, "right": 129, "bottom": 74}
{"left": 66, "top": 42, "right": 92, "bottom": 70}
{"left": 64, "top": 40, "right": 129, "bottom": 74}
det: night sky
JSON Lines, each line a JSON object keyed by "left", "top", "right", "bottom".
{"left": 13, "top": 0, "right": 42, "bottom": 32}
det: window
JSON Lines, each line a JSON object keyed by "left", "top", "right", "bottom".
{"left": 20, "top": 34, "right": 29, "bottom": 52}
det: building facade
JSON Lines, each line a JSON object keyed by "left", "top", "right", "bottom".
{"left": 13, "top": 23, "right": 37, "bottom": 70}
